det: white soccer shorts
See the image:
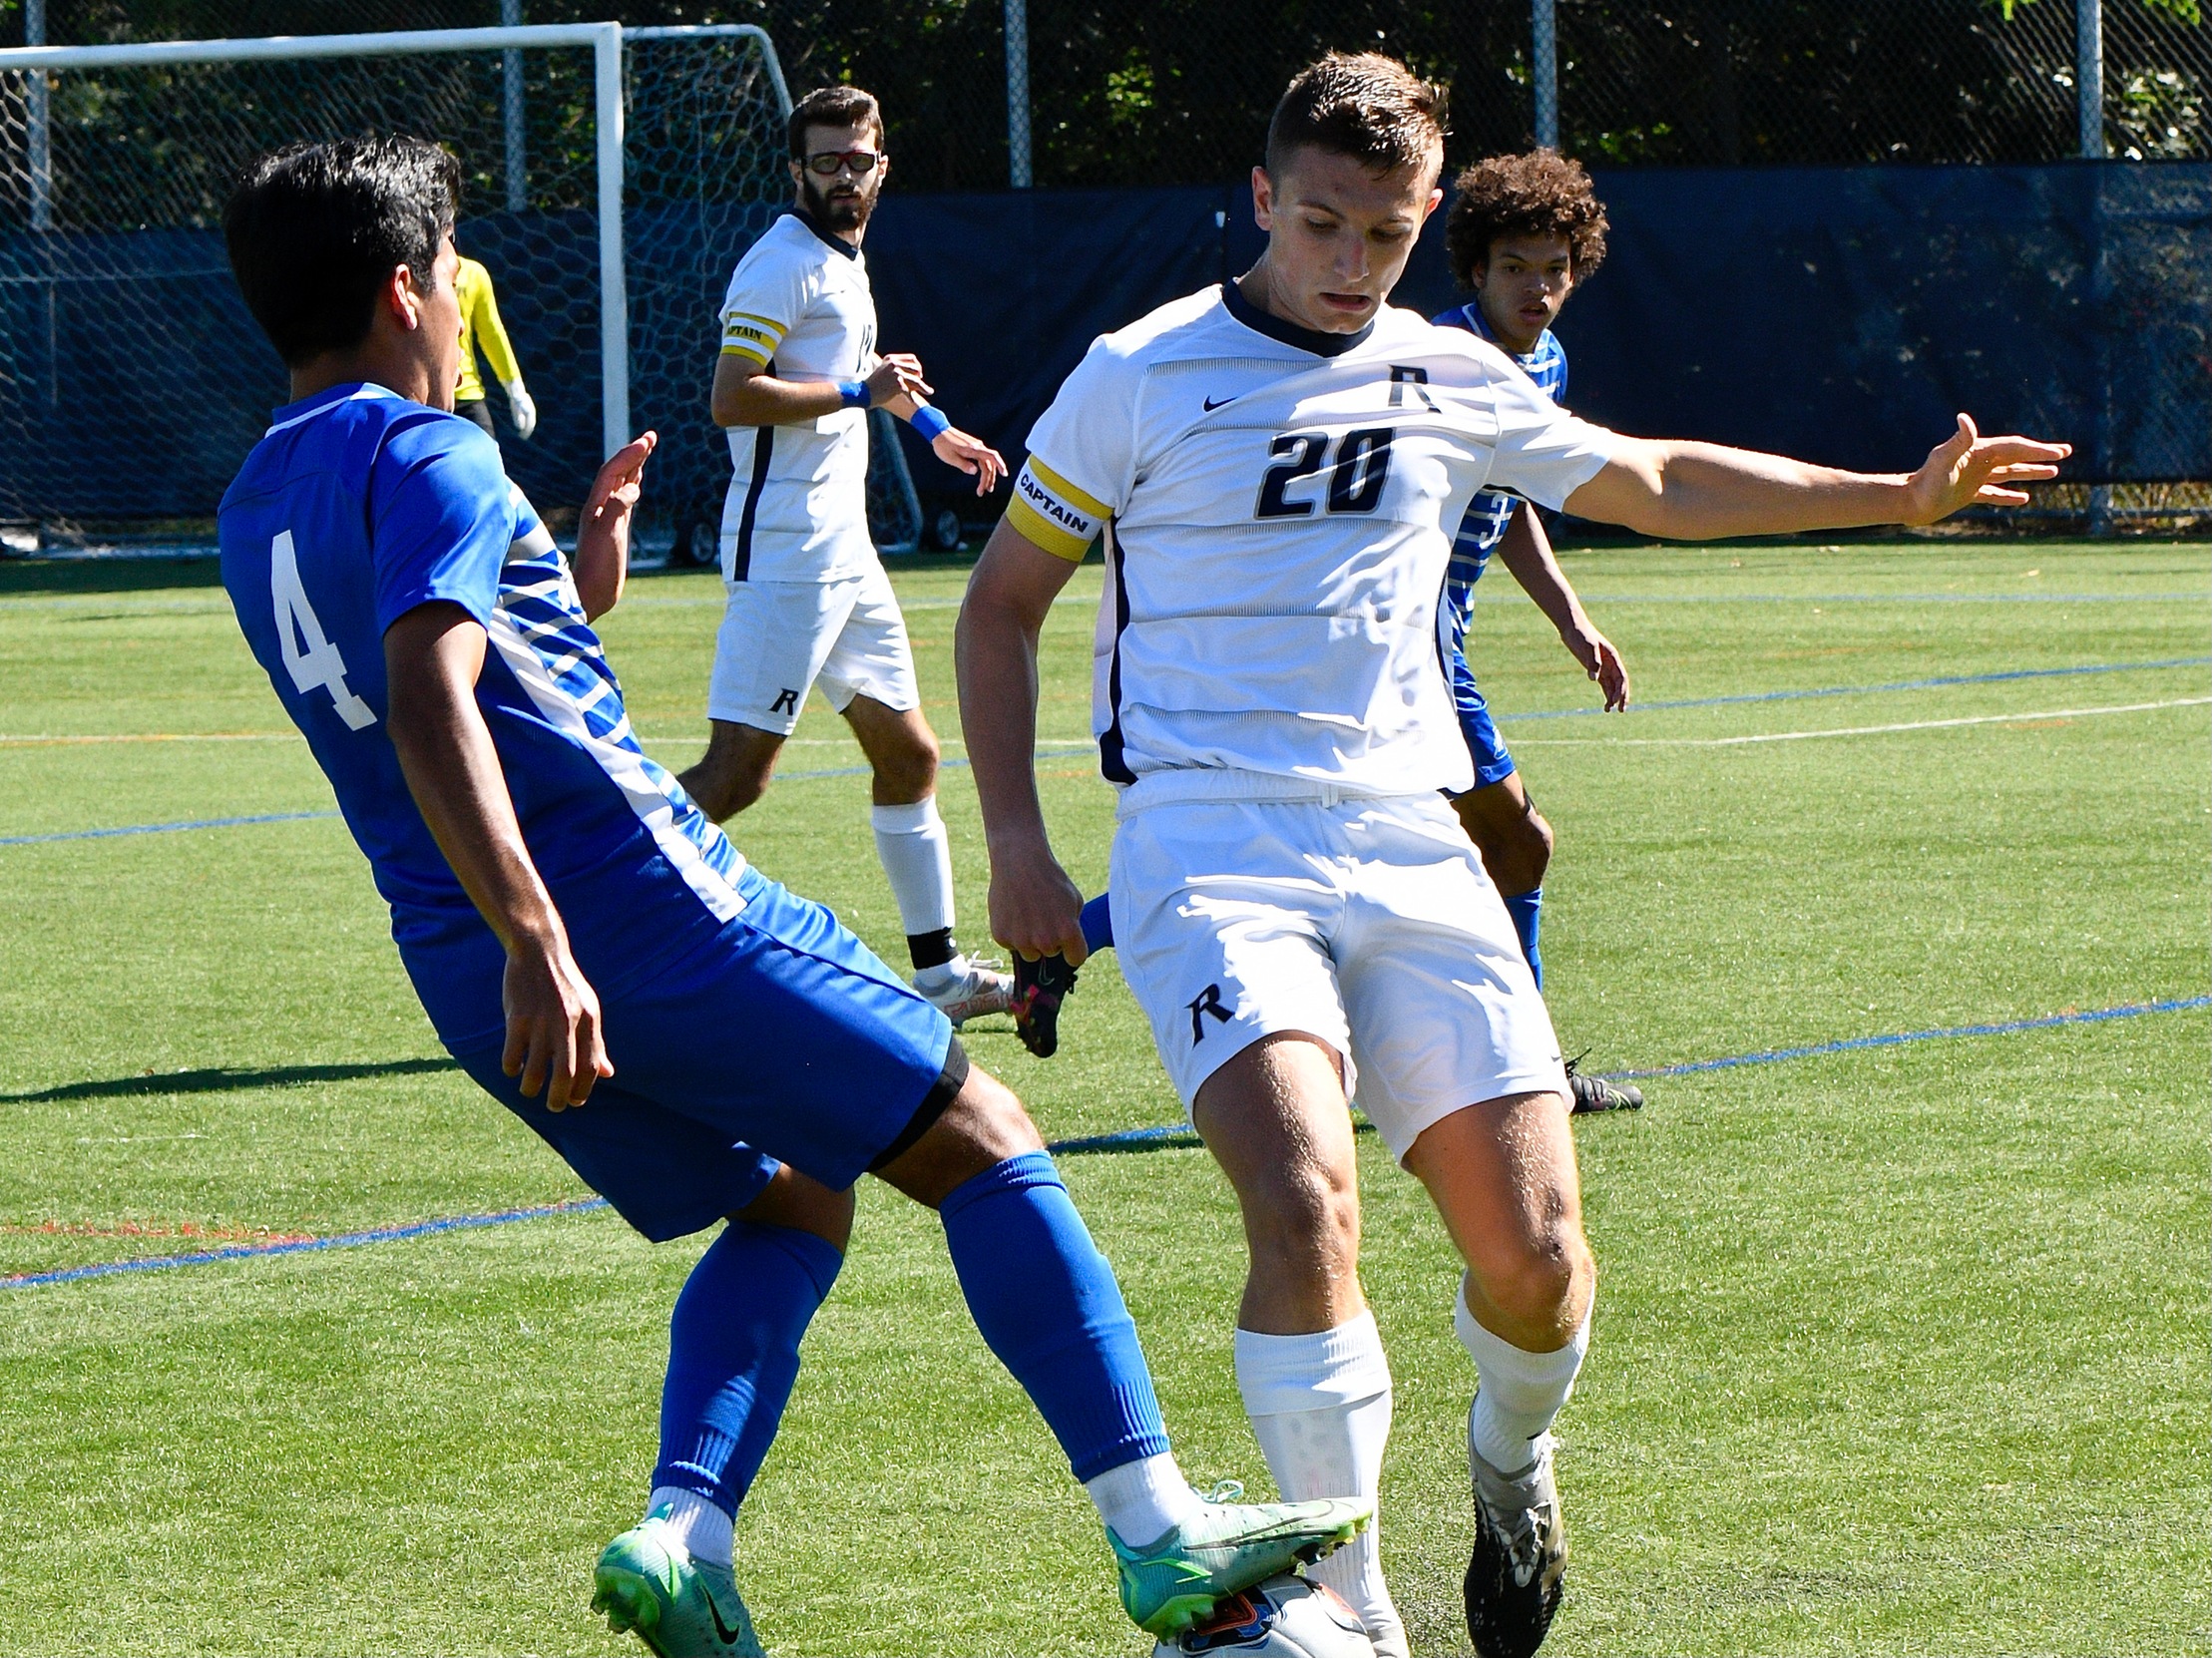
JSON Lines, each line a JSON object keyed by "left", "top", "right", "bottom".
{"left": 1110, "top": 788, "right": 1569, "bottom": 1160}
{"left": 707, "top": 564, "right": 920, "bottom": 735}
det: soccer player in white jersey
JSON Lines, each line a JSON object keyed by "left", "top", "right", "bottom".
{"left": 678, "top": 85, "right": 1014, "bottom": 1026}
{"left": 958, "top": 53, "right": 2065, "bottom": 1658}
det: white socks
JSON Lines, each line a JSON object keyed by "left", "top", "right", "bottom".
{"left": 1235, "top": 1313, "right": 1401, "bottom": 1656}
{"left": 870, "top": 797, "right": 957, "bottom": 939}
{"left": 1455, "top": 1277, "right": 1589, "bottom": 1475}
{"left": 1084, "top": 1451, "right": 1202, "bottom": 1547}
{"left": 645, "top": 1484, "right": 734, "bottom": 1568}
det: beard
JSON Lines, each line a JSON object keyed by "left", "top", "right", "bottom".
{"left": 799, "top": 170, "right": 878, "bottom": 233}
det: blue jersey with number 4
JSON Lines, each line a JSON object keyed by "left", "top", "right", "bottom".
{"left": 1432, "top": 302, "right": 1568, "bottom": 620}
{"left": 218, "top": 382, "right": 750, "bottom": 1050}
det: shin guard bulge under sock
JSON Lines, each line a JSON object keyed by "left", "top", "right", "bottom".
{"left": 871, "top": 797, "right": 958, "bottom": 947}
{"left": 939, "top": 1151, "right": 1173, "bottom": 1487}
{"left": 652, "top": 1220, "right": 844, "bottom": 1529}
{"left": 1455, "top": 1278, "right": 1588, "bottom": 1474}
{"left": 1235, "top": 1314, "right": 1400, "bottom": 1648}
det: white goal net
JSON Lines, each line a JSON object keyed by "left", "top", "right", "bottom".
{"left": 0, "top": 22, "right": 926, "bottom": 556}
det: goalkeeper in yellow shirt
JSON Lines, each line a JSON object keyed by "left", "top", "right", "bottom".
{"left": 453, "top": 254, "right": 537, "bottom": 440}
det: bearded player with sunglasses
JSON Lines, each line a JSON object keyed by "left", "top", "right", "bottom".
{"left": 684, "top": 86, "right": 1015, "bottom": 1028}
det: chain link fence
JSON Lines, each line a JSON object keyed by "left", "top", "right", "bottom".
{"left": 6, "top": 2, "right": 2205, "bottom": 179}
{"left": 4, "top": 0, "right": 2204, "bottom": 528}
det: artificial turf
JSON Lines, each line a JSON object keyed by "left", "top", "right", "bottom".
{"left": 0, "top": 541, "right": 2204, "bottom": 1654}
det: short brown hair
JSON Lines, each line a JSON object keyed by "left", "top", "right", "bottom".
{"left": 1446, "top": 151, "right": 1608, "bottom": 288}
{"left": 1265, "top": 52, "right": 1447, "bottom": 178}
{"left": 788, "top": 85, "right": 883, "bottom": 160}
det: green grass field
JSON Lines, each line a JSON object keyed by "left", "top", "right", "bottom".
{"left": 1, "top": 540, "right": 2205, "bottom": 1656}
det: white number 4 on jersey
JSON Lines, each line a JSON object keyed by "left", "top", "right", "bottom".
{"left": 270, "top": 530, "right": 376, "bottom": 730}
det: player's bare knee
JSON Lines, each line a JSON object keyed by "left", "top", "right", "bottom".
{"left": 735, "top": 1166, "right": 856, "bottom": 1253}
{"left": 1239, "top": 1152, "right": 1361, "bottom": 1280}
{"left": 1523, "top": 807, "right": 1555, "bottom": 871}
{"left": 873, "top": 737, "right": 938, "bottom": 803}
{"left": 1481, "top": 1218, "right": 1592, "bottom": 1338}
{"left": 680, "top": 754, "right": 768, "bottom": 820}
{"left": 873, "top": 1063, "right": 1045, "bottom": 1209}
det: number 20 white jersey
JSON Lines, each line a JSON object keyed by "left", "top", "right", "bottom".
{"left": 1012, "top": 283, "right": 1620, "bottom": 800}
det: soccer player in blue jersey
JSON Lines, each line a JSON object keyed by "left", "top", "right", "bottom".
{"left": 1432, "top": 152, "right": 1639, "bottom": 1115}
{"left": 216, "top": 135, "right": 1365, "bottom": 1658}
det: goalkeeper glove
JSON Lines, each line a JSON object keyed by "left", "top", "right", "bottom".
{"left": 505, "top": 380, "right": 538, "bottom": 441}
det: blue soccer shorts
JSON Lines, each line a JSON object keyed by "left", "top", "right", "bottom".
{"left": 1450, "top": 644, "right": 1519, "bottom": 790}
{"left": 449, "top": 866, "right": 957, "bottom": 1242}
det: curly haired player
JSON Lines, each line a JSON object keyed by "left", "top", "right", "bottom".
{"left": 1432, "top": 150, "right": 1641, "bottom": 1115}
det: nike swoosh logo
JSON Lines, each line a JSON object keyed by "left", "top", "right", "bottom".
{"left": 706, "top": 1591, "right": 748, "bottom": 1645}
{"left": 1202, "top": 395, "right": 1235, "bottom": 410}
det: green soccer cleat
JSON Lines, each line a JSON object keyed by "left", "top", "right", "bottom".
{"left": 592, "top": 1514, "right": 763, "bottom": 1658}
{"left": 1109, "top": 1482, "right": 1374, "bottom": 1638}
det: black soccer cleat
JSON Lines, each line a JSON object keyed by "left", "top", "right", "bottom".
{"left": 1465, "top": 1441, "right": 1567, "bottom": 1658}
{"left": 1011, "top": 952, "right": 1080, "bottom": 1057}
{"left": 1563, "top": 1054, "right": 1642, "bottom": 1115}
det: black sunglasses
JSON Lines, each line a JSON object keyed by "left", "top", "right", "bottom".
{"left": 803, "top": 150, "right": 884, "bottom": 177}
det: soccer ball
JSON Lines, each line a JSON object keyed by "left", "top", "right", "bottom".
{"left": 1150, "top": 1574, "right": 1377, "bottom": 1658}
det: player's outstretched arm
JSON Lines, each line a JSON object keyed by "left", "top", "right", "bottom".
{"left": 571, "top": 431, "right": 657, "bottom": 622}
{"left": 956, "top": 517, "right": 1089, "bottom": 964}
{"left": 1564, "top": 414, "right": 2069, "bottom": 541}
{"left": 385, "top": 602, "right": 612, "bottom": 1109}
{"left": 1493, "top": 501, "right": 1628, "bottom": 711}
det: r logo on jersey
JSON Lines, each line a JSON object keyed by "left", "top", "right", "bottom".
{"left": 769, "top": 687, "right": 799, "bottom": 716}
{"left": 1187, "top": 983, "right": 1232, "bottom": 1042}
{"left": 1388, "top": 365, "right": 1439, "bottom": 410}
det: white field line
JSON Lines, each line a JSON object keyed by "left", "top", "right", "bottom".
{"left": 1511, "top": 695, "right": 2212, "bottom": 747}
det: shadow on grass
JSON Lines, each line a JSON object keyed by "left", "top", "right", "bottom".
{"left": 0, "top": 555, "right": 223, "bottom": 598}
{"left": 2, "top": 1057, "right": 457, "bottom": 1104}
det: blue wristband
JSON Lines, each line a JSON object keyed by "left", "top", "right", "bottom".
{"left": 837, "top": 379, "right": 869, "bottom": 408}
{"left": 911, "top": 403, "right": 951, "bottom": 441}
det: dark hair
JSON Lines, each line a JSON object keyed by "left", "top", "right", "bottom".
{"left": 1446, "top": 151, "right": 1608, "bottom": 288}
{"left": 223, "top": 134, "right": 459, "bottom": 368}
{"left": 787, "top": 85, "right": 884, "bottom": 159}
{"left": 1265, "top": 52, "right": 1447, "bottom": 178}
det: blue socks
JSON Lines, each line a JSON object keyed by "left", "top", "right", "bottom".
{"left": 1080, "top": 892, "right": 1114, "bottom": 953}
{"left": 939, "top": 1150, "right": 1171, "bottom": 1481}
{"left": 653, "top": 1218, "right": 844, "bottom": 1513}
{"left": 1503, "top": 886, "right": 1544, "bottom": 990}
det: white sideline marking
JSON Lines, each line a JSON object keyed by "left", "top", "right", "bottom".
{"left": 1512, "top": 696, "right": 2212, "bottom": 747}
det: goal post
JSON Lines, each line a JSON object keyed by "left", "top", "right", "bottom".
{"left": 0, "top": 21, "right": 923, "bottom": 554}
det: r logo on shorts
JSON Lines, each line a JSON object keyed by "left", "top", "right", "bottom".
{"left": 769, "top": 687, "right": 799, "bottom": 715}
{"left": 1187, "top": 983, "right": 1231, "bottom": 1042}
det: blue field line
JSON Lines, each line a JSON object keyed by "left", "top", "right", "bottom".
{"left": 1506, "top": 655, "right": 2211, "bottom": 722}
{"left": 2, "top": 1198, "right": 610, "bottom": 1291}
{"left": 11, "top": 994, "right": 2204, "bottom": 1291}
{"left": 1606, "top": 994, "right": 2212, "bottom": 1080}
{"left": 0, "top": 809, "right": 341, "bottom": 847}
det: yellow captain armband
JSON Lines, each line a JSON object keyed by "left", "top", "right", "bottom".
{"left": 719, "top": 310, "right": 785, "bottom": 366}
{"left": 1008, "top": 457, "right": 1107, "bottom": 562}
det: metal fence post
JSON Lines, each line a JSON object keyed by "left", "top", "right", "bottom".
{"left": 502, "top": 0, "right": 526, "bottom": 210}
{"left": 591, "top": 22, "right": 629, "bottom": 458}
{"left": 2076, "top": 0, "right": 2104, "bottom": 159}
{"left": 26, "top": 0, "right": 51, "bottom": 230}
{"left": 2079, "top": 1, "right": 2112, "bottom": 531}
{"left": 1005, "top": 0, "right": 1032, "bottom": 188}
{"left": 1533, "top": 0, "right": 1558, "bottom": 149}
